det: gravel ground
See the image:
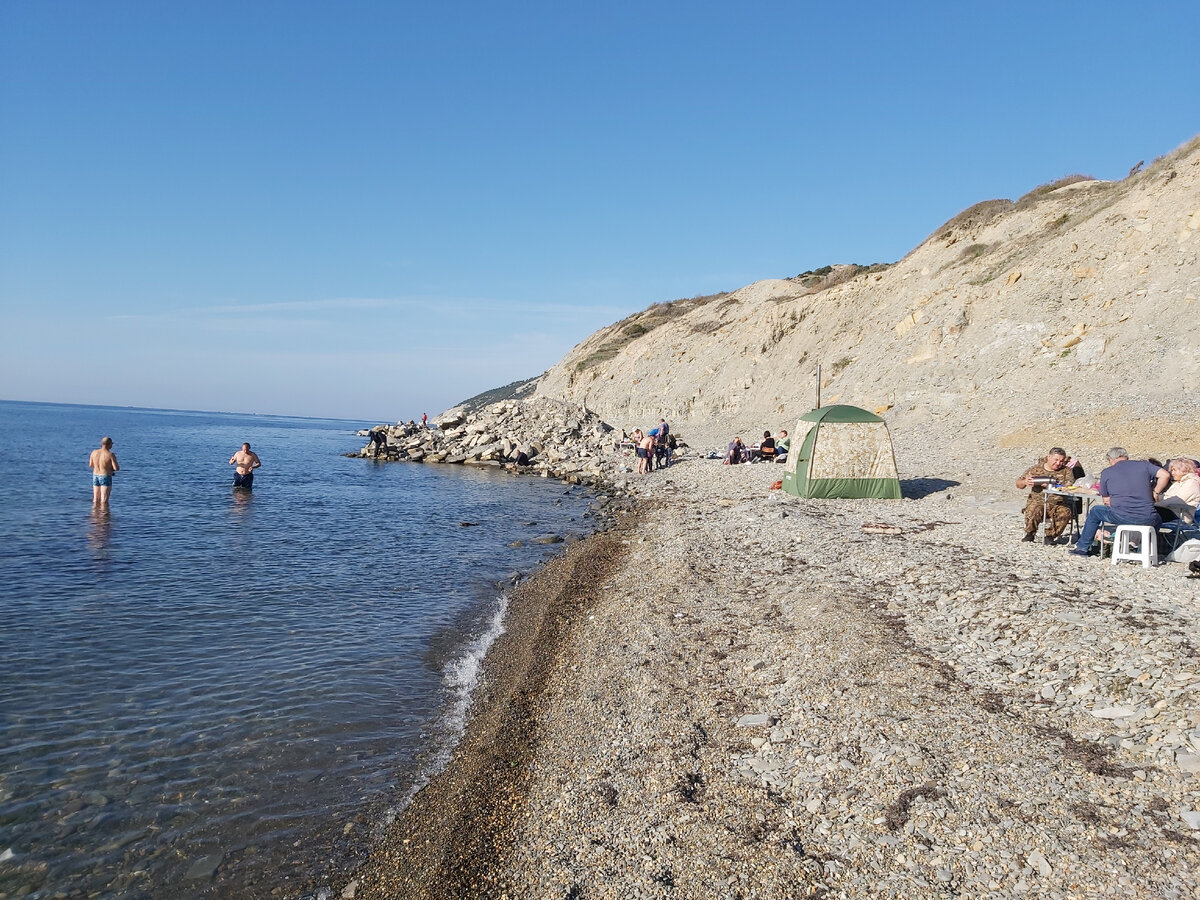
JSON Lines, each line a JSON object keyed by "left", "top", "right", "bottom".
{"left": 339, "top": 442, "right": 1200, "bottom": 900}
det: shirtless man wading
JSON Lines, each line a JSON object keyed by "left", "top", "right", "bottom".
{"left": 229, "top": 442, "right": 262, "bottom": 489}
{"left": 88, "top": 436, "right": 119, "bottom": 505}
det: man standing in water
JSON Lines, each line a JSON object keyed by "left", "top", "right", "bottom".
{"left": 88, "top": 436, "right": 119, "bottom": 505}
{"left": 229, "top": 442, "right": 262, "bottom": 490}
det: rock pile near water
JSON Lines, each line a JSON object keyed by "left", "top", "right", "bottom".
{"left": 352, "top": 398, "right": 618, "bottom": 487}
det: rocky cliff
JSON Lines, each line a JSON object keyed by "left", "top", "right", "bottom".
{"left": 533, "top": 136, "right": 1200, "bottom": 459}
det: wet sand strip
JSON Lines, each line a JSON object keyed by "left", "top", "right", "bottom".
{"left": 350, "top": 512, "right": 636, "bottom": 900}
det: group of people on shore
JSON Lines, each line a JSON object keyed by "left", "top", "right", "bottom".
{"left": 1017, "top": 445, "right": 1200, "bottom": 555}
{"left": 724, "top": 430, "right": 789, "bottom": 465}
{"left": 87, "top": 437, "right": 262, "bottom": 505}
{"left": 367, "top": 418, "right": 431, "bottom": 458}
{"left": 628, "top": 419, "right": 674, "bottom": 475}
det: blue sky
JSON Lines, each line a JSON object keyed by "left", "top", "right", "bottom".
{"left": 1, "top": 1, "right": 1196, "bottom": 420}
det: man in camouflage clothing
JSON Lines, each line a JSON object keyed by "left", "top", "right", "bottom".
{"left": 1016, "top": 447, "right": 1081, "bottom": 543}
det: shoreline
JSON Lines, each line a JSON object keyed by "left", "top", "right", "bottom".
{"left": 341, "top": 513, "right": 637, "bottom": 899}
{"left": 333, "top": 454, "right": 1200, "bottom": 898}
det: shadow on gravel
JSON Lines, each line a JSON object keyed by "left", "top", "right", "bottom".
{"left": 901, "top": 477, "right": 960, "bottom": 499}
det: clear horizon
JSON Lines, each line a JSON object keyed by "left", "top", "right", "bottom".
{"left": 0, "top": 395, "right": 373, "bottom": 424}
{"left": 2, "top": 1, "right": 1197, "bottom": 420}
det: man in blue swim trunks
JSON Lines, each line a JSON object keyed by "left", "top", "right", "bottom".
{"left": 229, "top": 442, "right": 262, "bottom": 489}
{"left": 88, "top": 436, "right": 119, "bottom": 505}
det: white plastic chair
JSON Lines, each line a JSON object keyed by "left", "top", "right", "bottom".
{"left": 1111, "top": 525, "right": 1158, "bottom": 568}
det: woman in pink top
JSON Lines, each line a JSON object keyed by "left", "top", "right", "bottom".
{"left": 1158, "top": 458, "right": 1200, "bottom": 523}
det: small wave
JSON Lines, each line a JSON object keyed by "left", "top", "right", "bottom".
{"left": 441, "top": 592, "right": 509, "bottom": 733}
{"left": 388, "top": 591, "right": 510, "bottom": 814}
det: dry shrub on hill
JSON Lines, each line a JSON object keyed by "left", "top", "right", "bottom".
{"left": 455, "top": 377, "right": 539, "bottom": 414}
{"left": 1014, "top": 174, "right": 1100, "bottom": 208}
{"left": 922, "top": 173, "right": 1119, "bottom": 281}
{"left": 927, "top": 199, "right": 1014, "bottom": 246}
{"left": 790, "top": 263, "right": 890, "bottom": 293}
{"left": 956, "top": 242, "right": 995, "bottom": 263}
{"left": 923, "top": 175, "right": 1103, "bottom": 255}
{"left": 644, "top": 292, "right": 730, "bottom": 321}
{"left": 575, "top": 291, "right": 730, "bottom": 371}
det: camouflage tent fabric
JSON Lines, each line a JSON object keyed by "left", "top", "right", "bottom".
{"left": 782, "top": 405, "right": 901, "bottom": 499}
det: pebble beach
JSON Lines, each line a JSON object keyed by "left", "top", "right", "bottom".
{"left": 338, "top": 442, "right": 1200, "bottom": 900}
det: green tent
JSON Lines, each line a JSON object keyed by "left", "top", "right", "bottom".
{"left": 781, "top": 405, "right": 901, "bottom": 499}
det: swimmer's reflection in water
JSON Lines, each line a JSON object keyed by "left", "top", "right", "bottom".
{"left": 88, "top": 505, "right": 111, "bottom": 554}
{"left": 230, "top": 487, "right": 253, "bottom": 518}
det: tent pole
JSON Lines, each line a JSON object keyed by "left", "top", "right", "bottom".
{"left": 815, "top": 364, "right": 821, "bottom": 409}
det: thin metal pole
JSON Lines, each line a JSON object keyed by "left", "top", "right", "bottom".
{"left": 815, "top": 364, "right": 821, "bottom": 409}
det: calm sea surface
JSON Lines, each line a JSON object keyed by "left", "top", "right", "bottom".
{"left": 0, "top": 400, "right": 598, "bottom": 898}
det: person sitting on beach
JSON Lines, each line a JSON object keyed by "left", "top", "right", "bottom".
{"left": 774, "top": 430, "right": 789, "bottom": 463}
{"left": 1015, "top": 447, "right": 1080, "bottom": 543}
{"left": 752, "top": 431, "right": 776, "bottom": 462}
{"left": 724, "top": 437, "right": 747, "bottom": 465}
{"left": 1069, "top": 448, "right": 1169, "bottom": 557}
{"left": 1156, "top": 458, "right": 1200, "bottom": 523}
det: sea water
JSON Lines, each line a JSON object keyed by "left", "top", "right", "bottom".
{"left": 0, "top": 400, "right": 598, "bottom": 897}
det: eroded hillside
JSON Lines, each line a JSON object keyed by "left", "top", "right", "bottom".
{"left": 534, "top": 136, "right": 1200, "bottom": 458}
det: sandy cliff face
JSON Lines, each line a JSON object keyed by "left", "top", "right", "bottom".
{"left": 534, "top": 136, "right": 1200, "bottom": 458}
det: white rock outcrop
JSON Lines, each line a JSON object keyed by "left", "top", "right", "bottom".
{"left": 354, "top": 398, "right": 617, "bottom": 486}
